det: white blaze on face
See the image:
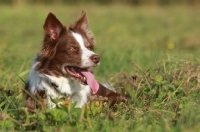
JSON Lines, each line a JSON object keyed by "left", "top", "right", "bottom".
{"left": 72, "top": 32, "right": 96, "bottom": 67}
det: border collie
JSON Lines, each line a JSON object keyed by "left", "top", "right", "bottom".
{"left": 24, "top": 10, "right": 122, "bottom": 112}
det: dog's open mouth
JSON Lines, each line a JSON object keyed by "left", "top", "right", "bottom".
{"left": 65, "top": 66, "right": 87, "bottom": 84}
{"left": 65, "top": 66, "right": 99, "bottom": 94}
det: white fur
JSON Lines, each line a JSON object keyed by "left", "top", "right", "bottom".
{"left": 28, "top": 56, "right": 91, "bottom": 109}
{"left": 45, "top": 74, "right": 91, "bottom": 108}
{"left": 72, "top": 32, "right": 99, "bottom": 67}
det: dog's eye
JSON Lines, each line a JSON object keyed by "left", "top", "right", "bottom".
{"left": 87, "top": 47, "right": 93, "bottom": 51}
{"left": 69, "top": 46, "right": 78, "bottom": 52}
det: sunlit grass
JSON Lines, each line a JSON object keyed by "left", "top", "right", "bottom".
{"left": 0, "top": 4, "right": 200, "bottom": 131}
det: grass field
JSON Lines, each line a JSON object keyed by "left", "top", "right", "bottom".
{"left": 0, "top": 4, "right": 200, "bottom": 131}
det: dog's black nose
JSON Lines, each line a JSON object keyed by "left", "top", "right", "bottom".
{"left": 90, "top": 54, "right": 100, "bottom": 64}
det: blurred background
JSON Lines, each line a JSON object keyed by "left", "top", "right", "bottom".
{"left": 0, "top": 0, "right": 200, "bottom": 83}
{"left": 0, "top": 0, "right": 200, "bottom": 6}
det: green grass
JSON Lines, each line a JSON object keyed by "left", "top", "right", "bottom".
{"left": 0, "top": 4, "right": 200, "bottom": 131}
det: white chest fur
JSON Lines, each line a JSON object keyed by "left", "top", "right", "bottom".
{"left": 27, "top": 64, "right": 91, "bottom": 109}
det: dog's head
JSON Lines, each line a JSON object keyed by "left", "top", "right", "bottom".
{"left": 36, "top": 10, "right": 100, "bottom": 94}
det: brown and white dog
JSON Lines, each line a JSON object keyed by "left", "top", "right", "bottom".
{"left": 24, "top": 10, "right": 122, "bottom": 112}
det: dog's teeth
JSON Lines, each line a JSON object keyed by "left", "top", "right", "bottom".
{"left": 83, "top": 77, "right": 86, "bottom": 82}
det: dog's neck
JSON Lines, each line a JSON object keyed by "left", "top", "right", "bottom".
{"left": 28, "top": 62, "right": 91, "bottom": 109}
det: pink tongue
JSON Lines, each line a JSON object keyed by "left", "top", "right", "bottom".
{"left": 81, "top": 71, "right": 99, "bottom": 94}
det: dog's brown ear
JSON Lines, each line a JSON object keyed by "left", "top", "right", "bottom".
{"left": 69, "top": 10, "right": 88, "bottom": 31}
{"left": 43, "top": 12, "right": 64, "bottom": 40}
{"left": 69, "top": 10, "right": 94, "bottom": 45}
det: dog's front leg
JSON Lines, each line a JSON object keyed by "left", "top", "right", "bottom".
{"left": 95, "top": 83, "right": 126, "bottom": 106}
